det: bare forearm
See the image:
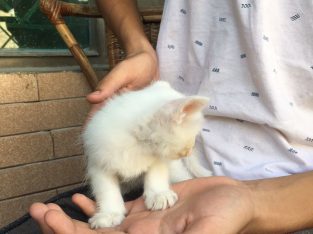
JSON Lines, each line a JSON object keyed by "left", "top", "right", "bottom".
{"left": 96, "top": 0, "right": 152, "bottom": 54}
{"left": 245, "top": 171, "right": 313, "bottom": 233}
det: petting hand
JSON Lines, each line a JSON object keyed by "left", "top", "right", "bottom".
{"left": 85, "top": 46, "right": 159, "bottom": 121}
{"left": 29, "top": 177, "right": 256, "bottom": 234}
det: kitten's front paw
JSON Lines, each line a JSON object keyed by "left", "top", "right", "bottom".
{"left": 89, "top": 212, "right": 125, "bottom": 228}
{"left": 144, "top": 190, "right": 178, "bottom": 210}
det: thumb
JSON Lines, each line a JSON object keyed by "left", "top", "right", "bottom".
{"left": 87, "top": 67, "right": 128, "bottom": 104}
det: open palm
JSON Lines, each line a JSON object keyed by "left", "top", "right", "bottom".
{"left": 30, "top": 177, "right": 254, "bottom": 234}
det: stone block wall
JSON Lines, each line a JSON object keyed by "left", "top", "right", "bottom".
{"left": 0, "top": 71, "right": 96, "bottom": 227}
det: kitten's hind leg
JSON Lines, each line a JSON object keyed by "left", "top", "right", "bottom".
{"left": 143, "top": 161, "right": 178, "bottom": 210}
{"left": 88, "top": 168, "right": 126, "bottom": 228}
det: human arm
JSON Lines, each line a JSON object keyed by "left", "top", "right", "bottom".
{"left": 30, "top": 172, "right": 313, "bottom": 234}
{"left": 243, "top": 170, "right": 313, "bottom": 233}
{"left": 87, "top": 0, "right": 158, "bottom": 117}
{"left": 96, "top": 0, "right": 152, "bottom": 55}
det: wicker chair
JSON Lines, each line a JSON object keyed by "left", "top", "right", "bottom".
{"left": 40, "top": 0, "right": 162, "bottom": 89}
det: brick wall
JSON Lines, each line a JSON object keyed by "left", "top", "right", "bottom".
{"left": 0, "top": 71, "right": 97, "bottom": 227}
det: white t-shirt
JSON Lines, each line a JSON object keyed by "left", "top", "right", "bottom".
{"left": 157, "top": 0, "right": 313, "bottom": 180}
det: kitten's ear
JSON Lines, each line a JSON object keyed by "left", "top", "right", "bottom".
{"left": 170, "top": 96, "right": 209, "bottom": 124}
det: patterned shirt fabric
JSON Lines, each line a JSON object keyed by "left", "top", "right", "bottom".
{"left": 157, "top": 0, "right": 313, "bottom": 180}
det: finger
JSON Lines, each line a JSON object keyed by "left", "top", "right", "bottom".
{"left": 87, "top": 67, "right": 128, "bottom": 104}
{"left": 72, "top": 193, "right": 96, "bottom": 217}
{"left": 46, "top": 202, "right": 92, "bottom": 229}
{"left": 116, "top": 87, "right": 130, "bottom": 95}
{"left": 45, "top": 209, "right": 96, "bottom": 234}
{"left": 29, "top": 203, "right": 54, "bottom": 234}
{"left": 72, "top": 193, "right": 145, "bottom": 217}
{"left": 86, "top": 90, "right": 106, "bottom": 105}
{"left": 46, "top": 203, "right": 63, "bottom": 212}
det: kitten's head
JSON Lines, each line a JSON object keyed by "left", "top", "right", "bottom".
{"left": 134, "top": 96, "right": 208, "bottom": 160}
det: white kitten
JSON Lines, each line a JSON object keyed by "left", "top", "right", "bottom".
{"left": 83, "top": 81, "right": 212, "bottom": 228}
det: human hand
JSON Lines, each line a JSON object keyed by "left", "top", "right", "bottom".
{"left": 85, "top": 46, "right": 159, "bottom": 121}
{"left": 30, "top": 177, "right": 256, "bottom": 234}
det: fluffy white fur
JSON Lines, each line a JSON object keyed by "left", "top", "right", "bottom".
{"left": 83, "top": 81, "right": 212, "bottom": 228}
